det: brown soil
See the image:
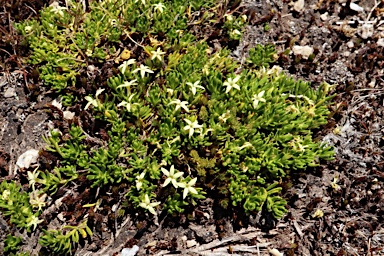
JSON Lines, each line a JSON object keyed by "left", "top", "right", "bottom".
{"left": 0, "top": 0, "right": 383, "bottom": 255}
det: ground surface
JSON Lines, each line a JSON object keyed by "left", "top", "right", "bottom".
{"left": 0, "top": 0, "right": 384, "bottom": 255}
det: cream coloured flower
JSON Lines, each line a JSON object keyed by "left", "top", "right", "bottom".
{"left": 168, "top": 99, "right": 189, "bottom": 112}
{"left": 161, "top": 165, "right": 184, "bottom": 188}
{"left": 133, "top": 64, "right": 154, "bottom": 78}
{"left": 139, "top": 194, "right": 160, "bottom": 215}
{"left": 119, "top": 59, "right": 136, "bottom": 74}
{"left": 135, "top": 172, "right": 146, "bottom": 191}
{"left": 183, "top": 119, "right": 203, "bottom": 138}
{"left": 186, "top": 80, "right": 204, "bottom": 95}
{"left": 117, "top": 79, "right": 138, "bottom": 89}
{"left": 223, "top": 75, "right": 241, "bottom": 93}
{"left": 251, "top": 90, "right": 266, "bottom": 109}
{"left": 151, "top": 47, "right": 166, "bottom": 61}
{"left": 178, "top": 178, "right": 198, "bottom": 199}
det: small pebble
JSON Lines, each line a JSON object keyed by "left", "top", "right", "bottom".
{"left": 186, "top": 240, "right": 197, "bottom": 248}
{"left": 4, "top": 87, "right": 16, "bottom": 98}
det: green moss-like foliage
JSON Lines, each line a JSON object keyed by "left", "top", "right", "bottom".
{"left": 12, "top": 0, "right": 335, "bottom": 254}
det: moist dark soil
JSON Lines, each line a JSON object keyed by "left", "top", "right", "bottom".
{"left": 1, "top": 0, "right": 383, "bottom": 255}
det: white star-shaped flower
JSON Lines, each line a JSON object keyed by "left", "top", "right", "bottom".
{"left": 183, "top": 119, "right": 203, "bottom": 138}
{"left": 251, "top": 90, "right": 266, "bottom": 109}
{"left": 133, "top": 64, "right": 154, "bottom": 78}
{"left": 139, "top": 194, "right": 160, "bottom": 215}
{"left": 84, "top": 96, "right": 98, "bottom": 110}
{"left": 119, "top": 59, "right": 136, "bottom": 74}
{"left": 153, "top": 3, "right": 166, "bottom": 13}
{"left": 151, "top": 47, "right": 166, "bottom": 61}
{"left": 186, "top": 80, "right": 204, "bottom": 95}
{"left": 135, "top": 172, "right": 146, "bottom": 191}
{"left": 161, "top": 165, "right": 184, "bottom": 188}
{"left": 168, "top": 99, "right": 189, "bottom": 112}
{"left": 223, "top": 75, "right": 241, "bottom": 93}
{"left": 27, "top": 168, "right": 40, "bottom": 190}
{"left": 29, "top": 190, "right": 47, "bottom": 211}
{"left": 178, "top": 178, "right": 198, "bottom": 199}
{"left": 117, "top": 94, "right": 138, "bottom": 112}
{"left": 26, "top": 215, "right": 43, "bottom": 231}
{"left": 49, "top": 2, "right": 67, "bottom": 16}
{"left": 117, "top": 79, "right": 138, "bottom": 89}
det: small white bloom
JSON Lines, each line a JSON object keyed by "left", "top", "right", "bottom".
{"left": 49, "top": 1, "right": 67, "bottom": 16}
{"left": 161, "top": 165, "right": 184, "bottom": 188}
{"left": 27, "top": 168, "right": 40, "bottom": 190}
{"left": 117, "top": 79, "right": 138, "bottom": 89}
{"left": 183, "top": 119, "right": 203, "bottom": 138}
{"left": 133, "top": 64, "right": 154, "bottom": 78}
{"left": 25, "top": 25, "right": 33, "bottom": 33}
{"left": 231, "top": 29, "right": 241, "bottom": 35}
{"left": 153, "top": 2, "right": 166, "bottom": 13}
{"left": 84, "top": 96, "right": 98, "bottom": 110}
{"left": 118, "top": 59, "right": 136, "bottom": 74}
{"left": 168, "top": 99, "right": 190, "bottom": 112}
{"left": 135, "top": 172, "right": 146, "bottom": 191}
{"left": 223, "top": 75, "right": 241, "bottom": 93}
{"left": 139, "top": 194, "right": 160, "bottom": 215}
{"left": 26, "top": 215, "right": 43, "bottom": 231}
{"left": 178, "top": 178, "right": 198, "bottom": 199}
{"left": 186, "top": 81, "right": 204, "bottom": 95}
{"left": 29, "top": 190, "right": 47, "bottom": 211}
{"left": 109, "top": 19, "right": 117, "bottom": 27}
{"left": 95, "top": 88, "right": 105, "bottom": 97}
{"left": 218, "top": 110, "right": 231, "bottom": 123}
{"left": 166, "top": 88, "right": 174, "bottom": 96}
{"left": 151, "top": 47, "right": 166, "bottom": 61}
{"left": 84, "top": 89, "right": 104, "bottom": 110}
{"left": 224, "top": 14, "right": 233, "bottom": 21}
{"left": 251, "top": 90, "right": 266, "bottom": 109}
{"left": 1, "top": 190, "right": 10, "bottom": 201}
{"left": 117, "top": 94, "right": 138, "bottom": 112}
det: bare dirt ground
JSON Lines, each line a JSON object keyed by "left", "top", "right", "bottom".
{"left": 0, "top": 0, "right": 383, "bottom": 255}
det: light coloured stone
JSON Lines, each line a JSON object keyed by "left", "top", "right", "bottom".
{"left": 4, "top": 87, "right": 16, "bottom": 98}
{"left": 186, "top": 240, "right": 197, "bottom": 248}
{"left": 350, "top": 2, "right": 364, "bottom": 12}
{"left": 63, "top": 111, "right": 75, "bottom": 120}
{"left": 16, "top": 149, "right": 39, "bottom": 169}
{"left": 293, "top": 0, "right": 305, "bottom": 12}
{"left": 121, "top": 245, "right": 139, "bottom": 256}
{"left": 51, "top": 99, "right": 62, "bottom": 110}
{"left": 292, "top": 45, "right": 314, "bottom": 59}
{"left": 377, "top": 38, "right": 384, "bottom": 47}
{"left": 320, "top": 12, "right": 328, "bottom": 21}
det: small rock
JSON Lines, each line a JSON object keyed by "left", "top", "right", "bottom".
{"left": 350, "top": 2, "right": 364, "bottom": 12}
{"left": 292, "top": 45, "right": 314, "bottom": 59}
{"left": 359, "top": 23, "right": 374, "bottom": 39}
{"left": 320, "top": 12, "right": 328, "bottom": 21}
{"left": 346, "top": 41, "right": 354, "bottom": 48}
{"left": 51, "top": 99, "right": 62, "bottom": 110}
{"left": 145, "top": 240, "right": 157, "bottom": 247}
{"left": 269, "top": 248, "right": 284, "bottom": 256}
{"left": 121, "top": 245, "right": 139, "bottom": 256}
{"left": 4, "top": 87, "right": 16, "bottom": 98}
{"left": 16, "top": 149, "right": 39, "bottom": 169}
{"left": 377, "top": 38, "right": 384, "bottom": 47}
{"left": 293, "top": 0, "right": 305, "bottom": 12}
{"left": 63, "top": 111, "right": 75, "bottom": 120}
{"left": 186, "top": 240, "right": 197, "bottom": 248}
